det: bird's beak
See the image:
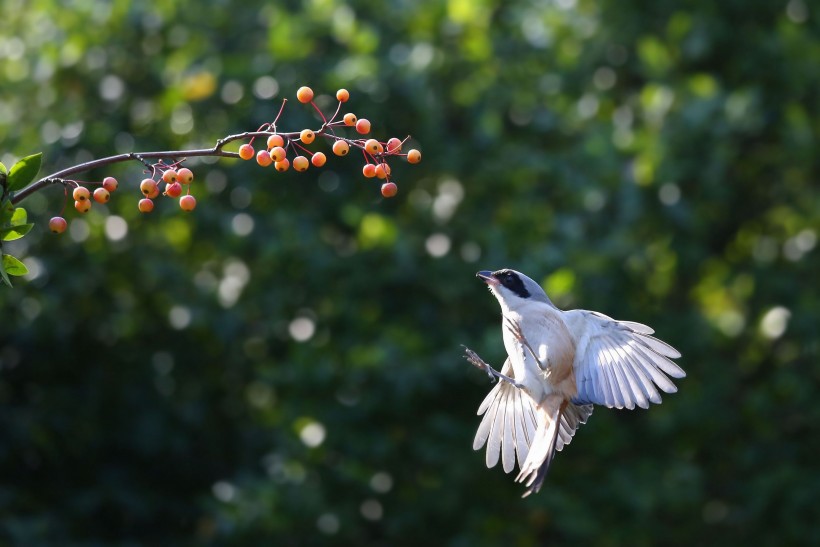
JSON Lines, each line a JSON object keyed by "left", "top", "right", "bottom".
{"left": 476, "top": 270, "right": 499, "bottom": 286}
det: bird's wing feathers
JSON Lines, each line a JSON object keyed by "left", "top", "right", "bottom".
{"left": 566, "top": 310, "right": 685, "bottom": 410}
{"left": 474, "top": 359, "right": 592, "bottom": 473}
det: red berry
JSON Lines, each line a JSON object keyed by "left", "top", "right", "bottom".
{"left": 179, "top": 195, "right": 196, "bottom": 211}
{"left": 73, "top": 186, "right": 90, "bottom": 201}
{"left": 374, "top": 164, "right": 387, "bottom": 179}
{"left": 293, "top": 156, "right": 309, "bottom": 172}
{"left": 257, "top": 149, "right": 273, "bottom": 167}
{"left": 300, "top": 129, "right": 316, "bottom": 144}
{"left": 343, "top": 113, "right": 357, "bottom": 126}
{"left": 336, "top": 89, "right": 350, "bottom": 102}
{"left": 296, "top": 86, "right": 314, "bottom": 103}
{"left": 267, "top": 134, "right": 285, "bottom": 149}
{"left": 164, "top": 181, "right": 182, "bottom": 198}
{"left": 176, "top": 167, "right": 194, "bottom": 184}
{"left": 239, "top": 143, "right": 255, "bottom": 160}
{"left": 140, "top": 178, "right": 159, "bottom": 198}
{"left": 49, "top": 216, "right": 67, "bottom": 234}
{"left": 93, "top": 187, "right": 110, "bottom": 204}
{"left": 274, "top": 158, "right": 290, "bottom": 172}
{"left": 386, "top": 138, "right": 402, "bottom": 154}
{"left": 270, "top": 146, "right": 287, "bottom": 162}
{"left": 138, "top": 198, "right": 154, "bottom": 213}
{"left": 74, "top": 199, "right": 91, "bottom": 213}
{"left": 407, "top": 149, "right": 421, "bottom": 164}
{"left": 162, "top": 169, "right": 178, "bottom": 184}
{"left": 364, "top": 139, "right": 383, "bottom": 155}
{"left": 102, "top": 176, "right": 118, "bottom": 192}
{"left": 332, "top": 141, "right": 350, "bottom": 156}
{"left": 381, "top": 182, "right": 398, "bottom": 198}
{"left": 311, "top": 152, "right": 327, "bottom": 167}
{"left": 355, "top": 118, "right": 371, "bottom": 134}
{"left": 362, "top": 164, "right": 376, "bottom": 178}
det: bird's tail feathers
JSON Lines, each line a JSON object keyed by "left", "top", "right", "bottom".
{"left": 515, "top": 394, "right": 564, "bottom": 497}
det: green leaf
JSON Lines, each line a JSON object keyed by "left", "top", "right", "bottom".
{"left": 2, "top": 254, "right": 28, "bottom": 276}
{"left": 0, "top": 254, "right": 11, "bottom": 287}
{"left": 1, "top": 223, "right": 33, "bottom": 241}
{"left": 7, "top": 207, "right": 27, "bottom": 227}
{"left": 0, "top": 161, "right": 7, "bottom": 176}
{"left": 0, "top": 199, "right": 13, "bottom": 224}
{"left": 7, "top": 153, "right": 43, "bottom": 192}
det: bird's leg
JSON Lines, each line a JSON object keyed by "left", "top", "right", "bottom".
{"left": 462, "top": 346, "right": 527, "bottom": 390}
{"left": 503, "top": 317, "right": 549, "bottom": 373}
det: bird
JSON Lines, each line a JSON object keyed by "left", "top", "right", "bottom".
{"left": 465, "top": 268, "right": 685, "bottom": 497}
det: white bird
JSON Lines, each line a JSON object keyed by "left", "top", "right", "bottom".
{"left": 466, "top": 268, "right": 685, "bottom": 497}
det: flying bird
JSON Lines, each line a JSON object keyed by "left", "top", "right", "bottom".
{"left": 465, "top": 268, "right": 685, "bottom": 497}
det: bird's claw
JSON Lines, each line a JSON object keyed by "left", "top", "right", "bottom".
{"left": 463, "top": 346, "right": 496, "bottom": 382}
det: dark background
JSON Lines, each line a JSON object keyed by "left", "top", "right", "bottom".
{"left": 1, "top": 0, "right": 818, "bottom": 544}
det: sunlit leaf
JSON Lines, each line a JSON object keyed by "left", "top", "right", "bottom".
{"left": 7, "top": 152, "right": 43, "bottom": 192}
{"left": 2, "top": 253, "right": 28, "bottom": 276}
{"left": 1, "top": 223, "right": 33, "bottom": 241}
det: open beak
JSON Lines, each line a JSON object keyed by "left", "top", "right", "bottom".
{"left": 476, "top": 270, "right": 499, "bottom": 286}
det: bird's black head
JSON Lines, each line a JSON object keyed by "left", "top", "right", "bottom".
{"left": 476, "top": 269, "right": 531, "bottom": 299}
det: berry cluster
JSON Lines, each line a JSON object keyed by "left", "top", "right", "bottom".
{"left": 43, "top": 86, "right": 421, "bottom": 235}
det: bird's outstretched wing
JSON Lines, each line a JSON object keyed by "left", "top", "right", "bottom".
{"left": 563, "top": 310, "right": 685, "bottom": 410}
{"left": 473, "top": 358, "right": 593, "bottom": 473}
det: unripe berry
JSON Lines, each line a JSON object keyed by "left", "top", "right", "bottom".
{"left": 179, "top": 195, "right": 196, "bottom": 211}
{"left": 300, "top": 129, "right": 315, "bottom": 144}
{"left": 275, "top": 158, "right": 290, "bottom": 172}
{"left": 311, "top": 152, "right": 327, "bottom": 167}
{"left": 374, "top": 164, "right": 387, "bottom": 179}
{"left": 364, "top": 139, "right": 383, "bottom": 155}
{"left": 386, "top": 138, "right": 402, "bottom": 154}
{"left": 93, "top": 187, "right": 110, "bottom": 204}
{"left": 176, "top": 167, "right": 194, "bottom": 184}
{"left": 102, "top": 176, "right": 118, "bottom": 192}
{"left": 343, "top": 113, "right": 357, "bottom": 126}
{"left": 239, "top": 143, "right": 255, "bottom": 160}
{"left": 407, "top": 149, "right": 422, "bottom": 164}
{"left": 381, "top": 182, "right": 398, "bottom": 198}
{"left": 267, "top": 134, "right": 285, "bottom": 149}
{"left": 73, "top": 186, "right": 90, "bottom": 201}
{"left": 270, "top": 146, "right": 287, "bottom": 162}
{"left": 138, "top": 198, "right": 154, "bottom": 213}
{"left": 140, "top": 178, "right": 159, "bottom": 198}
{"left": 293, "top": 155, "right": 309, "bottom": 172}
{"left": 355, "top": 118, "right": 371, "bottom": 134}
{"left": 257, "top": 149, "right": 273, "bottom": 167}
{"left": 162, "top": 169, "right": 178, "bottom": 184}
{"left": 332, "top": 141, "right": 350, "bottom": 156}
{"left": 336, "top": 89, "right": 350, "bottom": 102}
{"left": 49, "top": 216, "right": 67, "bottom": 234}
{"left": 296, "top": 86, "right": 314, "bottom": 103}
{"left": 75, "top": 199, "right": 91, "bottom": 213}
{"left": 362, "top": 164, "right": 376, "bottom": 178}
{"left": 164, "top": 181, "right": 182, "bottom": 198}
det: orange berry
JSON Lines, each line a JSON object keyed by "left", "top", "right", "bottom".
{"left": 407, "top": 149, "right": 421, "bottom": 164}
{"left": 274, "top": 158, "right": 290, "bottom": 172}
{"left": 381, "top": 182, "right": 398, "bottom": 198}
{"left": 332, "top": 140, "right": 350, "bottom": 156}
{"left": 179, "top": 195, "right": 196, "bottom": 211}
{"left": 364, "top": 139, "right": 383, "bottom": 155}
{"left": 138, "top": 198, "right": 154, "bottom": 213}
{"left": 386, "top": 138, "right": 402, "bottom": 154}
{"left": 296, "top": 86, "right": 314, "bottom": 103}
{"left": 355, "top": 118, "right": 371, "bottom": 134}
{"left": 72, "top": 186, "right": 90, "bottom": 201}
{"left": 74, "top": 200, "right": 91, "bottom": 214}
{"left": 140, "top": 178, "right": 159, "bottom": 198}
{"left": 336, "top": 89, "right": 350, "bottom": 102}
{"left": 362, "top": 164, "right": 376, "bottom": 178}
{"left": 238, "top": 143, "right": 255, "bottom": 160}
{"left": 267, "top": 134, "right": 285, "bottom": 149}
{"left": 49, "top": 216, "right": 67, "bottom": 233}
{"left": 270, "top": 146, "right": 286, "bottom": 162}
{"left": 300, "top": 129, "right": 316, "bottom": 144}
{"left": 257, "top": 149, "right": 273, "bottom": 167}
{"left": 164, "top": 182, "right": 182, "bottom": 198}
{"left": 176, "top": 167, "right": 194, "bottom": 184}
{"left": 162, "top": 169, "right": 178, "bottom": 184}
{"left": 293, "top": 155, "right": 309, "bottom": 172}
{"left": 311, "top": 152, "right": 327, "bottom": 167}
{"left": 102, "top": 176, "right": 118, "bottom": 192}
{"left": 343, "top": 113, "right": 357, "bottom": 126}
{"left": 93, "top": 187, "right": 110, "bottom": 203}
{"left": 374, "top": 164, "right": 387, "bottom": 179}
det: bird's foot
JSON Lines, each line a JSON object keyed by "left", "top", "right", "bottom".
{"left": 462, "top": 346, "right": 526, "bottom": 390}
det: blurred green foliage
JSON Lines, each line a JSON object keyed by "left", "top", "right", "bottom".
{"left": 1, "top": 0, "right": 819, "bottom": 544}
